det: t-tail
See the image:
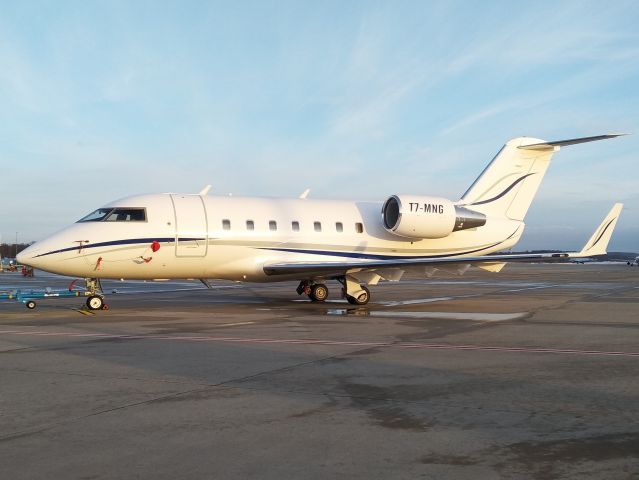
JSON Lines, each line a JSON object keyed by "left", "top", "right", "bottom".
{"left": 459, "top": 134, "right": 626, "bottom": 221}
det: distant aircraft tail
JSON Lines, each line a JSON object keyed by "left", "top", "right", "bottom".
{"left": 575, "top": 203, "right": 623, "bottom": 257}
{"left": 459, "top": 134, "right": 626, "bottom": 221}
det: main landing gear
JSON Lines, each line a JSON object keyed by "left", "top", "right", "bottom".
{"left": 297, "top": 281, "right": 329, "bottom": 302}
{"left": 84, "top": 278, "right": 108, "bottom": 311}
{"left": 346, "top": 285, "right": 370, "bottom": 305}
{"left": 337, "top": 276, "right": 370, "bottom": 305}
{"left": 296, "top": 277, "right": 371, "bottom": 305}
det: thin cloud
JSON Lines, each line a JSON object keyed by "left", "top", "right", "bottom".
{"left": 0, "top": 2, "right": 637, "bottom": 247}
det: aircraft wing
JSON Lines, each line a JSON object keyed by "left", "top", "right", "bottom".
{"left": 264, "top": 251, "right": 570, "bottom": 278}
{"left": 263, "top": 203, "right": 623, "bottom": 280}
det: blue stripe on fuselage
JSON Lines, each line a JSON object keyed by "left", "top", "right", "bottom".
{"left": 257, "top": 243, "right": 501, "bottom": 260}
{"left": 34, "top": 237, "right": 203, "bottom": 258}
{"left": 257, "top": 227, "right": 520, "bottom": 261}
{"left": 35, "top": 226, "right": 518, "bottom": 262}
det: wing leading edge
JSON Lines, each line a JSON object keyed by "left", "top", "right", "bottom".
{"left": 263, "top": 204, "right": 623, "bottom": 279}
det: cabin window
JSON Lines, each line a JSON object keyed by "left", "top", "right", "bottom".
{"left": 336, "top": 222, "right": 343, "bottom": 233}
{"left": 246, "top": 220, "right": 254, "bottom": 231}
{"left": 269, "top": 220, "right": 277, "bottom": 231}
{"left": 105, "top": 208, "right": 146, "bottom": 222}
{"left": 314, "top": 221, "right": 322, "bottom": 232}
{"left": 222, "top": 219, "right": 231, "bottom": 230}
{"left": 292, "top": 221, "right": 300, "bottom": 232}
{"left": 355, "top": 222, "right": 363, "bottom": 233}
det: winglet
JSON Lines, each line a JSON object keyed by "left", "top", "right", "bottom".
{"left": 199, "top": 185, "right": 212, "bottom": 195}
{"left": 575, "top": 203, "right": 623, "bottom": 257}
{"left": 299, "top": 188, "right": 310, "bottom": 199}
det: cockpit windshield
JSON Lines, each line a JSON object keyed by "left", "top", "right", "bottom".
{"left": 78, "top": 208, "right": 113, "bottom": 222}
{"left": 78, "top": 208, "right": 147, "bottom": 222}
{"left": 104, "top": 208, "right": 147, "bottom": 222}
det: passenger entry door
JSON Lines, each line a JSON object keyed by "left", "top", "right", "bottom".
{"left": 170, "top": 194, "right": 208, "bottom": 257}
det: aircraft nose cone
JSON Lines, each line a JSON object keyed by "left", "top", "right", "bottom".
{"left": 17, "top": 244, "right": 40, "bottom": 267}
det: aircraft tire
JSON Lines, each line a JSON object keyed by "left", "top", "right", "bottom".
{"left": 87, "top": 295, "right": 104, "bottom": 311}
{"left": 309, "top": 284, "right": 329, "bottom": 302}
{"left": 346, "top": 285, "right": 370, "bottom": 305}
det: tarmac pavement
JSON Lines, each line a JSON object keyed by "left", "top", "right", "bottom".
{"left": 1, "top": 264, "right": 638, "bottom": 479}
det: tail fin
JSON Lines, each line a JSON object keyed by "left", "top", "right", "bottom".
{"left": 576, "top": 203, "right": 623, "bottom": 257}
{"left": 459, "top": 134, "right": 626, "bottom": 221}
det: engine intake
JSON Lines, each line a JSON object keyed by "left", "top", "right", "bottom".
{"left": 382, "top": 195, "right": 486, "bottom": 239}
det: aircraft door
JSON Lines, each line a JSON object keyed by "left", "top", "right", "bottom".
{"left": 170, "top": 194, "right": 208, "bottom": 257}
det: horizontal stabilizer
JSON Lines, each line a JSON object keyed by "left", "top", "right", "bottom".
{"left": 518, "top": 134, "right": 628, "bottom": 151}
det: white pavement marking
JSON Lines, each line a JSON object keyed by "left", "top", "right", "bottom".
{"left": 369, "top": 311, "right": 528, "bottom": 321}
{"left": 0, "top": 329, "right": 638, "bottom": 358}
{"left": 501, "top": 284, "right": 562, "bottom": 293}
{"left": 110, "top": 286, "right": 240, "bottom": 295}
{"left": 380, "top": 297, "right": 454, "bottom": 307}
{"left": 292, "top": 299, "right": 348, "bottom": 303}
{"left": 380, "top": 283, "right": 568, "bottom": 307}
{"left": 216, "top": 321, "right": 256, "bottom": 327}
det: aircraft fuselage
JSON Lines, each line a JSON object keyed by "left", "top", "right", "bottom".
{"left": 19, "top": 193, "right": 522, "bottom": 282}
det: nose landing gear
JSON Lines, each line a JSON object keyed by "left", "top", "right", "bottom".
{"left": 85, "top": 278, "right": 108, "bottom": 310}
{"left": 86, "top": 295, "right": 105, "bottom": 310}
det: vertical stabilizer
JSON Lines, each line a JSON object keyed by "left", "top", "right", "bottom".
{"left": 577, "top": 203, "right": 623, "bottom": 257}
{"left": 459, "top": 134, "right": 626, "bottom": 221}
{"left": 459, "top": 137, "right": 556, "bottom": 221}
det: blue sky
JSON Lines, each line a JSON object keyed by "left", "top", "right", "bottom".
{"left": 1, "top": 1, "right": 638, "bottom": 250}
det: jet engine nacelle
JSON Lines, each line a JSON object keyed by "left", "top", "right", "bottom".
{"left": 382, "top": 195, "right": 486, "bottom": 239}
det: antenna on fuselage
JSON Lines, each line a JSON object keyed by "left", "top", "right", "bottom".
{"left": 199, "top": 185, "right": 212, "bottom": 195}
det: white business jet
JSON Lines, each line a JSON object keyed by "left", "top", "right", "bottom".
{"left": 18, "top": 134, "right": 625, "bottom": 310}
